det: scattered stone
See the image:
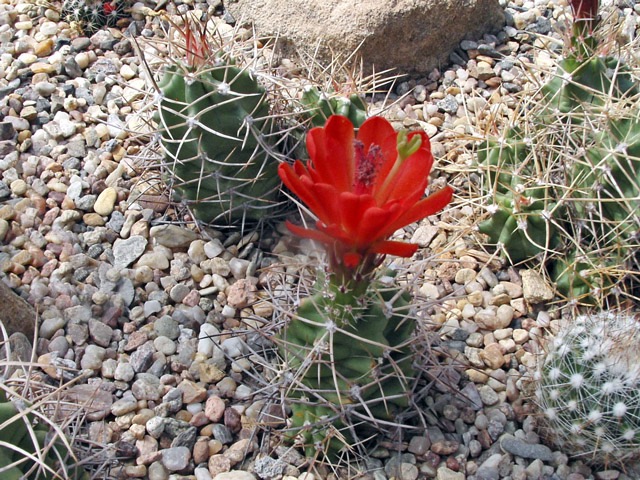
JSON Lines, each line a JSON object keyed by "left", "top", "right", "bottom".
{"left": 521, "top": 269, "right": 555, "bottom": 304}
{"left": 499, "top": 434, "right": 554, "bottom": 462}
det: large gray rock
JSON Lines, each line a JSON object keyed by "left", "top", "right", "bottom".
{"left": 227, "top": 0, "right": 505, "bottom": 74}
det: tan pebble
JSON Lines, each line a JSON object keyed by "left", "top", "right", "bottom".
{"left": 94, "top": 187, "right": 117, "bottom": 216}
{"left": 11, "top": 250, "right": 32, "bottom": 266}
{"left": 193, "top": 438, "right": 210, "bottom": 464}
{"left": 0, "top": 219, "right": 8, "bottom": 242}
{"left": 17, "top": 53, "right": 37, "bottom": 65}
{"left": 199, "top": 363, "right": 226, "bottom": 383}
{"left": 75, "top": 52, "right": 90, "bottom": 69}
{"left": 252, "top": 300, "right": 273, "bottom": 318}
{"left": 175, "top": 410, "right": 192, "bottom": 422}
{"left": 208, "top": 439, "right": 223, "bottom": 455}
{"left": 490, "top": 293, "right": 511, "bottom": 306}
{"left": 484, "top": 77, "right": 502, "bottom": 88}
{"left": 178, "top": 378, "right": 207, "bottom": 404}
{"left": 120, "top": 64, "right": 137, "bottom": 80}
{"left": 493, "top": 328, "right": 512, "bottom": 341}
{"left": 513, "top": 329, "right": 529, "bottom": 344}
{"left": 124, "top": 465, "right": 146, "bottom": 477}
{"left": 83, "top": 213, "right": 105, "bottom": 226}
{"left": 35, "top": 38, "right": 54, "bottom": 57}
{"left": 10, "top": 179, "right": 28, "bottom": 196}
{"left": 466, "top": 369, "right": 489, "bottom": 383}
{"left": 480, "top": 343, "right": 505, "bottom": 369}
{"left": 15, "top": 20, "right": 33, "bottom": 30}
{"left": 208, "top": 454, "right": 231, "bottom": 476}
{"left": 30, "top": 62, "right": 56, "bottom": 74}
{"left": 500, "top": 281, "right": 523, "bottom": 298}
{"left": 499, "top": 338, "right": 517, "bottom": 353}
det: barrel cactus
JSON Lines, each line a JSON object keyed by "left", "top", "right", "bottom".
{"left": 476, "top": 0, "right": 640, "bottom": 305}
{"left": 154, "top": 15, "right": 283, "bottom": 228}
{"left": 533, "top": 311, "right": 640, "bottom": 466}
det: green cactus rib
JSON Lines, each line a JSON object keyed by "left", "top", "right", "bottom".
{"left": 157, "top": 61, "right": 281, "bottom": 226}
{"left": 535, "top": 312, "right": 640, "bottom": 466}
{"left": 279, "top": 277, "right": 416, "bottom": 458}
{"left": 477, "top": 130, "right": 560, "bottom": 263}
{"left": 300, "top": 86, "right": 368, "bottom": 129}
{"left": 542, "top": 56, "right": 637, "bottom": 116}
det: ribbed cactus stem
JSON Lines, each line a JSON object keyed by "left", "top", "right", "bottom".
{"left": 156, "top": 53, "right": 282, "bottom": 226}
{"left": 279, "top": 270, "right": 416, "bottom": 458}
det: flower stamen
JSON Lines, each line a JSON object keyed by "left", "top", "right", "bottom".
{"left": 353, "top": 140, "right": 383, "bottom": 194}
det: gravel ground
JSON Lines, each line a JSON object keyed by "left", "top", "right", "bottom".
{"left": 1, "top": 0, "right": 640, "bottom": 479}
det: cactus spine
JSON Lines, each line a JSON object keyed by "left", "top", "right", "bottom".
{"left": 534, "top": 311, "right": 640, "bottom": 466}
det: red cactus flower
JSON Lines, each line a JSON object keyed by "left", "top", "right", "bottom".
{"left": 181, "top": 20, "right": 210, "bottom": 69}
{"left": 569, "top": 0, "right": 599, "bottom": 21}
{"left": 103, "top": 1, "right": 116, "bottom": 15}
{"left": 279, "top": 115, "right": 453, "bottom": 276}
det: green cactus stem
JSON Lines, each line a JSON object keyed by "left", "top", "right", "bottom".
{"left": 477, "top": 129, "right": 560, "bottom": 264}
{"left": 300, "top": 86, "right": 368, "bottom": 129}
{"left": 155, "top": 19, "right": 283, "bottom": 228}
{"left": 279, "top": 272, "right": 416, "bottom": 458}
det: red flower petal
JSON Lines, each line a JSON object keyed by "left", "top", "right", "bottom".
{"left": 339, "top": 192, "right": 376, "bottom": 238}
{"left": 306, "top": 116, "right": 354, "bottom": 191}
{"left": 382, "top": 186, "right": 454, "bottom": 237}
{"left": 372, "top": 240, "right": 419, "bottom": 258}
{"left": 383, "top": 148, "right": 431, "bottom": 204}
{"left": 278, "top": 163, "right": 330, "bottom": 221}
{"left": 356, "top": 205, "right": 398, "bottom": 247}
{"left": 372, "top": 133, "right": 405, "bottom": 198}
{"left": 357, "top": 117, "right": 396, "bottom": 154}
{"left": 285, "top": 221, "right": 334, "bottom": 244}
{"left": 309, "top": 182, "right": 341, "bottom": 226}
{"left": 324, "top": 116, "right": 355, "bottom": 191}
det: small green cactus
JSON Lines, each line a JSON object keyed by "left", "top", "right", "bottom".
{"left": 533, "top": 311, "right": 640, "bottom": 466}
{"left": 477, "top": 129, "right": 560, "bottom": 264}
{"left": 279, "top": 272, "right": 415, "bottom": 458}
{"left": 300, "top": 85, "right": 368, "bottom": 129}
{"left": 61, "top": 0, "right": 126, "bottom": 33}
{"left": 154, "top": 17, "right": 283, "bottom": 228}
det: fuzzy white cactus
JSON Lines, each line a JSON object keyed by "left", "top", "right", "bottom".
{"left": 534, "top": 311, "right": 640, "bottom": 466}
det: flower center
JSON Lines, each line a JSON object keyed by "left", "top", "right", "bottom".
{"left": 353, "top": 140, "right": 383, "bottom": 194}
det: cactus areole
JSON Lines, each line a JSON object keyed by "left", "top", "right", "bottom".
{"left": 278, "top": 115, "right": 452, "bottom": 456}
